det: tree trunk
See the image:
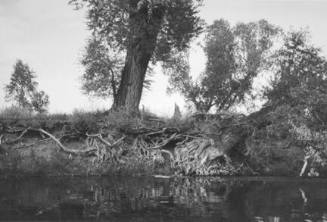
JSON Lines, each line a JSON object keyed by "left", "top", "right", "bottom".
{"left": 113, "top": 4, "right": 165, "bottom": 114}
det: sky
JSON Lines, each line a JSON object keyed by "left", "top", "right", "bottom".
{"left": 1, "top": 0, "right": 327, "bottom": 116}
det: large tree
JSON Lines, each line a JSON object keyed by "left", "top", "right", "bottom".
{"left": 5, "top": 60, "right": 49, "bottom": 113}
{"left": 166, "top": 19, "right": 280, "bottom": 113}
{"left": 70, "top": 0, "right": 203, "bottom": 113}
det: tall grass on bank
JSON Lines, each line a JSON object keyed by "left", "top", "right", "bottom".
{"left": 0, "top": 106, "right": 33, "bottom": 119}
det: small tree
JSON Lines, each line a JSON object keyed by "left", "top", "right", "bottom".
{"left": 5, "top": 60, "right": 49, "bottom": 113}
{"left": 31, "top": 90, "right": 50, "bottom": 114}
{"left": 166, "top": 19, "right": 280, "bottom": 113}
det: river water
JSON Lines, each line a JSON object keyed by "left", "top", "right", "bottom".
{"left": 0, "top": 176, "right": 327, "bottom": 222}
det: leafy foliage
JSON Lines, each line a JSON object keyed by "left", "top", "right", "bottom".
{"left": 81, "top": 36, "right": 123, "bottom": 99}
{"left": 5, "top": 60, "right": 49, "bottom": 113}
{"left": 166, "top": 19, "right": 280, "bottom": 113}
{"left": 70, "top": 0, "right": 203, "bottom": 59}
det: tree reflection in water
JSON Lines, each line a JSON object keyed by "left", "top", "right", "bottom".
{"left": 0, "top": 177, "right": 327, "bottom": 221}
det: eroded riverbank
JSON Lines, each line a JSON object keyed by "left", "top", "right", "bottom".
{"left": 1, "top": 109, "right": 326, "bottom": 177}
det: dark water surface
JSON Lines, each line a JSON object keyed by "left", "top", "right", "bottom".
{"left": 1, "top": 176, "right": 327, "bottom": 222}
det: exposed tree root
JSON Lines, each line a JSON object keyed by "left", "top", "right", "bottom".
{"left": 1, "top": 126, "right": 128, "bottom": 158}
{"left": 37, "top": 128, "right": 97, "bottom": 155}
{"left": 5, "top": 127, "right": 31, "bottom": 144}
{"left": 111, "top": 136, "right": 126, "bottom": 147}
{"left": 0, "top": 114, "right": 252, "bottom": 175}
{"left": 131, "top": 125, "right": 241, "bottom": 175}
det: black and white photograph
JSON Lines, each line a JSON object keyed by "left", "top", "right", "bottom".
{"left": 1, "top": 0, "right": 327, "bottom": 221}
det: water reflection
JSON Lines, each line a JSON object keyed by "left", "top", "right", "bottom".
{"left": 0, "top": 177, "right": 327, "bottom": 221}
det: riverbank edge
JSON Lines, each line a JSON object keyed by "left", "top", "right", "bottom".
{"left": 1, "top": 109, "right": 326, "bottom": 177}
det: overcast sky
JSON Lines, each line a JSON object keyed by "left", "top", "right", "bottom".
{"left": 1, "top": 0, "right": 327, "bottom": 116}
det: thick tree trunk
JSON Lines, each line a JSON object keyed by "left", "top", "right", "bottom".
{"left": 113, "top": 4, "right": 165, "bottom": 114}
{"left": 113, "top": 43, "right": 152, "bottom": 113}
